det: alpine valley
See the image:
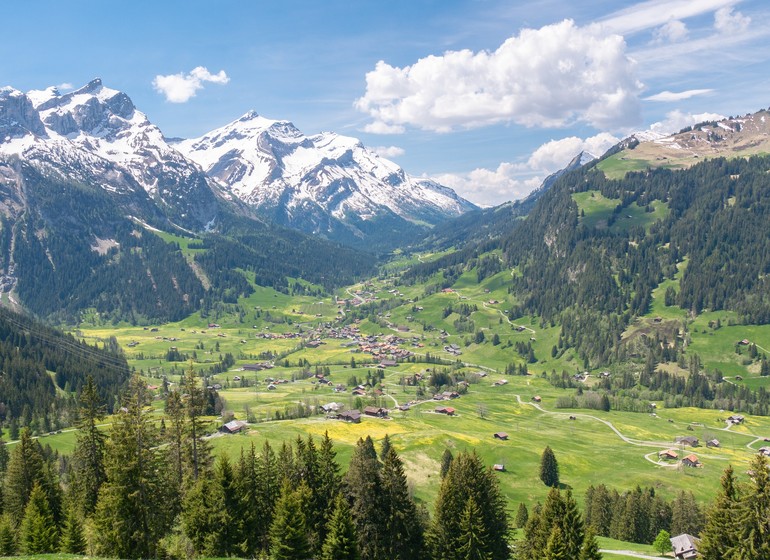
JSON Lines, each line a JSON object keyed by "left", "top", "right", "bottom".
{"left": 5, "top": 82, "right": 770, "bottom": 560}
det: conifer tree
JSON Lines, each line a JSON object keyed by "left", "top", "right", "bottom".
{"left": 457, "top": 496, "right": 492, "bottom": 560}
{"left": 440, "top": 448, "right": 454, "bottom": 479}
{"left": 381, "top": 444, "right": 424, "bottom": 560}
{"left": 183, "top": 363, "right": 211, "bottom": 480}
{"left": 0, "top": 516, "right": 16, "bottom": 556}
{"left": 429, "top": 451, "right": 509, "bottom": 560}
{"left": 257, "top": 440, "right": 282, "bottom": 552}
{"left": 60, "top": 500, "right": 87, "bottom": 554}
{"left": 560, "top": 490, "right": 585, "bottom": 558}
{"left": 578, "top": 526, "right": 602, "bottom": 560}
{"left": 19, "top": 482, "right": 58, "bottom": 554}
{"left": 539, "top": 446, "right": 559, "bottom": 488}
{"left": 164, "top": 389, "right": 186, "bottom": 495}
{"left": 699, "top": 465, "right": 739, "bottom": 560}
{"left": 544, "top": 525, "right": 569, "bottom": 560}
{"left": 70, "top": 375, "right": 107, "bottom": 516}
{"left": 182, "top": 476, "right": 224, "bottom": 556}
{"left": 320, "top": 494, "right": 360, "bottom": 560}
{"left": 670, "top": 491, "right": 704, "bottom": 536}
{"left": 235, "top": 443, "right": 262, "bottom": 556}
{"left": 515, "top": 502, "right": 529, "bottom": 529}
{"left": 269, "top": 482, "right": 311, "bottom": 560}
{"left": 344, "top": 436, "right": 386, "bottom": 560}
{"left": 735, "top": 454, "right": 770, "bottom": 560}
{"left": 93, "top": 376, "right": 172, "bottom": 559}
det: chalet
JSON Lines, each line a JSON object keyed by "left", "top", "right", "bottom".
{"left": 670, "top": 534, "right": 699, "bottom": 559}
{"left": 267, "top": 383, "right": 277, "bottom": 391}
{"left": 363, "top": 406, "right": 388, "bottom": 418}
{"left": 706, "top": 439, "right": 720, "bottom": 448}
{"left": 659, "top": 449, "right": 678, "bottom": 460}
{"left": 339, "top": 410, "right": 361, "bottom": 423}
{"left": 351, "top": 388, "right": 366, "bottom": 396}
{"left": 493, "top": 432, "right": 509, "bottom": 440}
{"left": 493, "top": 464, "right": 505, "bottom": 472}
{"left": 493, "top": 379, "right": 508, "bottom": 386}
{"left": 233, "top": 375, "right": 241, "bottom": 381}
{"left": 379, "top": 359, "right": 398, "bottom": 368}
{"left": 321, "top": 402, "right": 341, "bottom": 413}
{"left": 675, "top": 436, "right": 699, "bottom": 447}
{"left": 682, "top": 454, "right": 700, "bottom": 467}
{"left": 442, "top": 391, "right": 460, "bottom": 399}
{"left": 739, "top": 339, "right": 750, "bottom": 345}
{"left": 208, "top": 323, "right": 220, "bottom": 328}
{"left": 727, "top": 414, "right": 745, "bottom": 424}
{"left": 220, "top": 420, "right": 248, "bottom": 434}
{"left": 532, "top": 395, "right": 541, "bottom": 402}
{"left": 435, "top": 406, "right": 456, "bottom": 416}
{"left": 334, "top": 384, "right": 346, "bottom": 393}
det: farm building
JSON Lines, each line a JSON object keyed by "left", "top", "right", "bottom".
{"left": 682, "top": 454, "right": 701, "bottom": 467}
{"left": 706, "top": 439, "right": 720, "bottom": 448}
{"left": 531, "top": 395, "right": 541, "bottom": 402}
{"left": 363, "top": 406, "right": 388, "bottom": 418}
{"left": 493, "top": 464, "right": 505, "bottom": 472}
{"left": 493, "top": 432, "right": 509, "bottom": 440}
{"left": 220, "top": 420, "right": 248, "bottom": 434}
{"left": 339, "top": 410, "right": 361, "bottom": 423}
{"left": 727, "top": 414, "right": 745, "bottom": 424}
{"left": 675, "top": 436, "right": 699, "bottom": 447}
{"left": 659, "top": 449, "right": 678, "bottom": 460}
{"left": 435, "top": 406, "right": 456, "bottom": 416}
{"left": 670, "top": 534, "right": 699, "bottom": 559}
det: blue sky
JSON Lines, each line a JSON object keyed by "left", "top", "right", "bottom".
{"left": 2, "top": 0, "right": 768, "bottom": 205}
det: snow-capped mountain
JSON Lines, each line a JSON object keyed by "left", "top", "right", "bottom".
{"left": 0, "top": 79, "right": 225, "bottom": 230}
{"left": 175, "top": 111, "right": 476, "bottom": 242}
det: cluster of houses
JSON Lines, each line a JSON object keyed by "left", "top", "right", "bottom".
{"left": 332, "top": 406, "right": 390, "bottom": 423}
{"left": 444, "top": 343, "right": 462, "bottom": 356}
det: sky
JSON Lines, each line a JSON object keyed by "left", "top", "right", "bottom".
{"left": 2, "top": 0, "right": 769, "bottom": 206}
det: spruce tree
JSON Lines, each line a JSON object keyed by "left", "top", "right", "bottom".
{"left": 699, "top": 465, "right": 739, "bottom": 560}
{"left": 0, "top": 516, "right": 16, "bottom": 556}
{"left": 515, "top": 502, "right": 529, "bottom": 529}
{"left": 440, "top": 448, "right": 454, "bottom": 479}
{"left": 71, "top": 375, "right": 107, "bottom": 516}
{"left": 670, "top": 491, "right": 704, "bottom": 536}
{"left": 182, "top": 476, "right": 224, "bottom": 556}
{"left": 539, "top": 446, "right": 560, "bottom": 488}
{"left": 344, "top": 436, "right": 386, "bottom": 560}
{"left": 60, "top": 500, "right": 87, "bottom": 554}
{"left": 457, "top": 496, "right": 492, "bottom": 560}
{"left": 429, "top": 451, "right": 510, "bottom": 560}
{"left": 269, "top": 482, "right": 311, "bottom": 560}
{"left": 578, "top": 526, "right": 602, "bottom": 560}
{"left": 320, "top": 494, "right": 360, "bottom": 560}
{"left": 560, "top": 490, "right": 585, "bottom": 558}
{"left": 381, "top": 444, "right": 424, "bottom": 560}
{"left": 19, "top": 482, "right": 58, "bottom": 554}
{"left": 735, "top": 454, "right": 770, "bottom": 560}
{"left": 544, "top": 525, "right": 569, "bottom": 560}
{"left": 235, "top": 443, "right": 262, "bottom": 556}
{"left": 93, "top": 376, "right": 172, "bottom": 559}
{"left": 257, "top": 440, "right": 282, "bottom": 552}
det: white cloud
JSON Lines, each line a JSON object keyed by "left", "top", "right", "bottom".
{"left": 356, "top": 19, "right": 643, "bottom": 133}
{"left": 434, "top": 166, "right": 543, "bottom": 208}
{"left": 527, "top": 133, "right": 619, "bottom": 171}
{"left": 371, "top": 146, "right": 405, "bottom": 158}
{"left": 363, "top": 121, "right": 405, "bottom": 135}
{"left": 652, "top": 20, "right": 689, "bottom": 43}
{"left": 598, "top": 0, "right": 737, "bottom": 35}
{"left": 56, "top": 82, "right": 73, "bottom": 91}
{"left": 648, "top": 110, "right": 726, "bottom": 135}
{"left": 153, "top": 66, "right": 230, "bottom": 103}
{"left": 714, "top": 6, "right": 751, "bottom": 34}
{"left": 644, "top": 89, "right": 713, "bottom": 102}
{"left": 433, "top": 133, "right": 618, "bottom": 207}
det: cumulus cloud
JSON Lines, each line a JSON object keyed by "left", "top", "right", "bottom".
{"left": 356, "top": 19, "right": 643, "bottom": 134}
{"left": 434, "top": 166, "right": 543, "bottom": 208}
{"left": 644, "top": 89, "right": 713, "bottom": 102}
{"left": 371, "top": 146, "right": 405, "bottom": 158}
{"left": 714, "top": 6, "right": 751, "bottom": 34}
{"left": 652, "top": 20, "right": 689, "bottom": 43}
{"left": 649, "top": 109, "right": 726, "bottom": 135}
{"left": 153, "top": 66, "right": 230, "bottom": 103}
{"left": 56, "top": 82, "right": 73, "bottom": 91}
{"left": 433, "top": 133, "right": 618, "bottom": 207}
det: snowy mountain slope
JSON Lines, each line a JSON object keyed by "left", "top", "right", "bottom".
{"left": 0, "top": 79, "right": 226, "bottom": 230}
{"left": 175, "top": 111, "right": 477, "bottom": 241}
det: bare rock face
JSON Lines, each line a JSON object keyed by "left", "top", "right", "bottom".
{"left": 0, "top": 89, "right": 46, "bottom": 140}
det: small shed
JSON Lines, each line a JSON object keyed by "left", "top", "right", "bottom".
{"left": 363, "top": 406, "right": 388, "bottom": 418}
{"left": 493, "top": 464, "right": 505, "bottom": 472}
{"left": 532, "top": 396, "right": 541, "bottom": 402}
{"left": 706, "top": 439, "right": 720, "bottom": 448}
{"left": 435, "top": 406, "right": 456, "bottom": 416}
{"left": 220, "top": 420, "right": 248, "bottom": 434}
{"left": 675, "top": 436, "right": 699, "bottom": 447}
{"left": 682, "top": 454, "right": 700, "bottom": 467}
{"left": 493, "top": 432, "right": 509, "bottom": 440}
{"left": 659, "top": 449, "right": 678, "bottom": 460}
